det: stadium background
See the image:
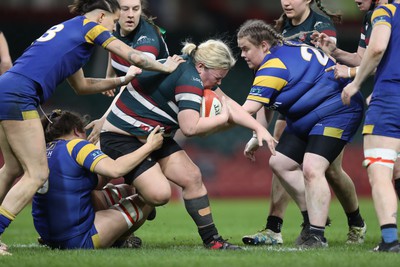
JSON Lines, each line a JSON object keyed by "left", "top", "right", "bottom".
{"left": 0, "top": 0, "right": 374, "bottom": 198}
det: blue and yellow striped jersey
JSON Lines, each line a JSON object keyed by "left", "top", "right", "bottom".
{"left": 9, "top": 16, "right": 116, "bottom": 103}
{"left": 247, "top": 43, "right": 364, "bottom": 140}
{"left": 247, "top": 43, "right": 348, "bottom": 120}
{"left": 370, "top": 3, "right": 400, "bottom": 96}
{"left": 32, "top": 139, "right": 107, "bottom": 242}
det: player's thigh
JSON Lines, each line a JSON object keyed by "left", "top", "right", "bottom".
{"left": 364, "top": 134, "right": 400, "bottom": 150}
{"left": 325, "top": 149, "right": 345, "bottom": 180}
{"left": 303, "top": 135, "right": 346, "bottom": 177}
{"left": 133, "top": 163, "right": 171, "bottom": 205}
{"left": 0, "top": 123, "right": 23, "bottom": 177}
{"left": 94, "top": 209, "right": 130, "bottom": 248}
{"left": 1, "top": 118, "right": 47, "bottom": 175}
{"left": 159, "top": 150, "right": 201, "bottom": 188}
{"left": 273, "top": 130, "right": 307, "bottom": 167}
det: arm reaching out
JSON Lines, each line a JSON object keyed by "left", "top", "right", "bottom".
{"left": 106, "top": 39, "right": 184, "bottom": 73}
{"left": 93, "top": 126, "right": 164, "bottom": 178}
{"left": 67, "top": 65, "right": 141, "bottom": 95}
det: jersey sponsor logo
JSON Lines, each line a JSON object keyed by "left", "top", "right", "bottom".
{"left": 372, "top": 16, "right": 388, "bottom": 25}
{"left": 46, "top": 142, "right": 57, "bottom": 158}
{"left": 137, "top": 35, "right": 155, "bottom": 44}
{"left": 314, "top": 22, "right": 332, "bottom": 32}
{"left": 192, "top": 76, "right": 203, "bottom": 86}
{"left": 250, "top": 87, "right": 263, "bottom": 95}
{"left": 90, "top": 150, "right": 104, "bottom": 160}
{"left": 314, "top": 21, "right": 322, "bottom": 28}
{"left": 46, "top": 150, "right": 54, "bottom": 158}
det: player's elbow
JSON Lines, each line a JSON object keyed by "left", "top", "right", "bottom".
{"left": 369, "top": 44, "right": 386, "bottom": 58}
{"left": 180, "top": 126, "right": 197, "bottom": 137}
{"left": 129, "top": 53, "right": 146, "bottom": 68}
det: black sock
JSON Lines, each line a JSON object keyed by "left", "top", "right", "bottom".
{"left": 301, "top": 210, "right": 310, "bottom": 225}
{"left": 309, "top": 224, "right": 325, "bottom": 238}
{"left": 346, "top": 207, "right": 364, "bottom": 227}
{"left": 395, "top": 179, "right": 400, "bottom": 200}
{"left": 184, "top": 195, "right": 217, "bottom": 244}
{"left": 198, "top": 224, "right": 218, "bottom": 244}
{"left": 266, "top": 215, "right": 283, "bottom": 233}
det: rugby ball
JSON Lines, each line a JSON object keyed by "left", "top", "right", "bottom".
{"left": 201, "top": 89, "right": 222, "bottom": 117}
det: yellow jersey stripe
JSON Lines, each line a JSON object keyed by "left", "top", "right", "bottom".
{"left": 372, "top": 8, "right": 391, "bottom": 20}
{"left": 92, "top": 233, "right": 101, "bottom": 249}
{"left": 85, "top": 24, "right": 112, "bottom": 46}
{"left": 386, "top": 4, "right": 397, "bottom": 16}
{"left": 323, "top": 127, "right": 343, "bottom": 139}
{"left": 90, "top": 154, "right": 108, "bottom": 172}
{"left": 254, "top": 75, "right": 288, "bottom": 91}
{"left": 362, "top": 125, "right": 374, "bottom": 135}
{"left": 247, "top": 95, "right": 270, "bottom": 104}
{"left": 22, "top": 110, "right": 40, "bottom": 120}
{"left": 259, "top": 58, "right": 287, "bottom": 70}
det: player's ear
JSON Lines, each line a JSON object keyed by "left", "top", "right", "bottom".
{"left": 73, "top": 128, "right": 85, "bottom": 139}
{"left": 98, "top": 12, "right": 106, "bottom": 24}
{"left": 261, "top": 40, "right": 270, "bottom": 53}
{"left": 195, "top": 62, "right": 206, "bottom": 74}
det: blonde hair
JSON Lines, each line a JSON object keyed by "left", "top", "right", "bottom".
{"left": 181, "top": 39, "right": 236, "bottom": 70}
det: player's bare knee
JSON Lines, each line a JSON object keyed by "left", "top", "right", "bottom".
{"left": 325, "top": 166, "right": 338, "bottom": 181}
{"left": 302, "top": 164, "right": 320, "bottom": 183}
{"left": 269, "top": 156, "right": 282, "bottom": 175}
{"left": 180, "top": 167, "right": 202, "bottom": 188}
{"left": 26, "top": 167, "right": 49, "bottom": 188}
{"left": 142, "top": 188, "right": 171, "bottom": 206}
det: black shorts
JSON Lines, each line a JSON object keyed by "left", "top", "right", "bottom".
{"left": 277, "top": 113, "right": 286, "bottom": 121}
{"left": 100, "top": 132, "right": 182, "bottom": 185}
{"left": 275, "top": 131, "right": 347, "bottom": 165}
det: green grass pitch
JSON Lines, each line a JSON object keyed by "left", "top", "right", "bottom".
{"left": 0, "top": 198, "right": 398, "bottom": 267}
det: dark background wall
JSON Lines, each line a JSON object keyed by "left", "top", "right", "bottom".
{"left": 0, "top": 0, "right": 374, "bottom": 197}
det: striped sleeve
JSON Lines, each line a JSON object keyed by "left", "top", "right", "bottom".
{"left": 83, "top": 19, "right": 116, "bottom": 47}
{"left": 371, "top": 4, "right": 396, "bottom": 28}
{"left": 247, "top": 57, "right": 289, "bottom": 106}
{"left": 66, "top": 139, "right": 108, "bottom": 172}
{"left": 174, "top": 71, "right": 204, "bottom": 112}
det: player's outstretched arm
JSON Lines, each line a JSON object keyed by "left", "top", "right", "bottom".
{"left": 106, "top": 39, "right": 184, "bottom": 73}
{"left": 67, "top": 66, "right": 141, "bottom": 95}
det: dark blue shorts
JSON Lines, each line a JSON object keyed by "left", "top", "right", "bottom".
{"left": 363, "top": 95, "right": 400, "bottom": 138}
{"left": 0, "top": 72, "right": 41, "bottom": 120}
{"left": 288, "top": 96, "right": 364, "bottom": 142}
{"left": 41, "top": 224, "right": 100, "bottom": 249}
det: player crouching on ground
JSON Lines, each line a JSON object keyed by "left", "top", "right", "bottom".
{"left": 31, "top": 109, "right": 163, "bottom": 250}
